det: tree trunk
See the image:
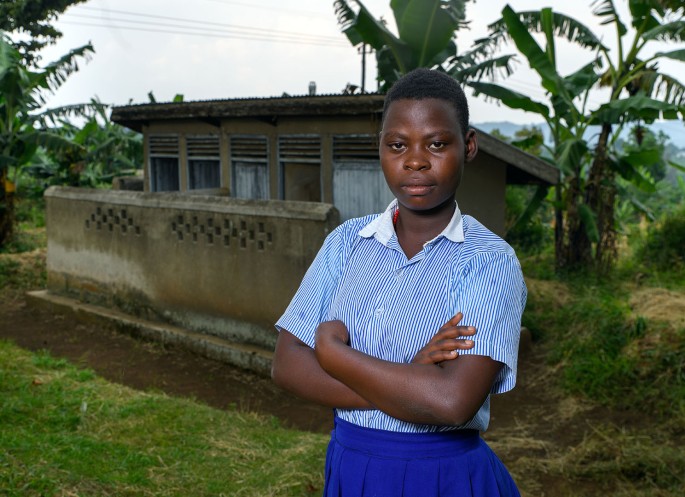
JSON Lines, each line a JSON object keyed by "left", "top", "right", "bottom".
{"left": 0, "top": 168, "right": 15, "bottom": 247}
{"left": 585, "top": 122, "right": 617, "bottom": 272}
{"left": 560, "top": 177, "right": 592, "bottom": 270}
{"left": 554, "top": 183, "right": 564, "bottom": 270}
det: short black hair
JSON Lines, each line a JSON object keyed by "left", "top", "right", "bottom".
{"left": 382, "top": 68, "right": 470, "bottom": 136}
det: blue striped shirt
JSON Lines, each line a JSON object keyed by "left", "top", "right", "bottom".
{"left": 276, "top": 200, "right": 527, "bottom": 433}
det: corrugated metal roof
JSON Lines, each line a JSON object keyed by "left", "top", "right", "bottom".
{"left": 111, "top": 93, "right": 558, "bottom": 185}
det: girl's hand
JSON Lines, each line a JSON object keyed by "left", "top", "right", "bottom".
{"left": 411, "top": 312, "right": 475, "bottom": 365}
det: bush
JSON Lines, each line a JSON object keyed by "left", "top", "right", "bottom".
{"left": 525, "top": 274, "right": 684, "bottom": 418}
{"left": 504, "top": 185, "right": 553, "bottom": 255}
{"left": 636, "top": 206, "right": 685, "bottom": 270}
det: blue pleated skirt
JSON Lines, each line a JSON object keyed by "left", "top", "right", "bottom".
{"left": 323, "top": 417, "right": 520, "bottom": 497}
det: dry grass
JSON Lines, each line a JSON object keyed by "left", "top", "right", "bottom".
{"left": 629, "top": 287, "right": 685, "bottom": 331}
{"left": 525, "top": 277, "right": 571, "bottom": 309}
{"left": 0, "top": 247, "right": 46, "bottom": 301}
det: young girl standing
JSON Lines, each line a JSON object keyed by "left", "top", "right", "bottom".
{"left": 272, "top": 68, "right": 525, "bottom": 497}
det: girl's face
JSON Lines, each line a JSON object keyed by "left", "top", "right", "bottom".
{"left": 379, "top": 98, "right": 477, "bottom": 216}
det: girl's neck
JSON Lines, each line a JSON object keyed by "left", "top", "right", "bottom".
{"left": 394, "top": 203, "right": 456, "bottom": 258}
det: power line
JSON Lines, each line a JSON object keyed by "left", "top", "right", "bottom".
{"left": 73, "top": 5, "right": 343, "bottom": 44}
{"left": 58, "top": 19, "right": 349, "bottom": 48}
{"left": 65, "top": 12, "right": 347, "bottom": 47}
{"left": 197, "top": 0, "right": 332, "bottom": 20}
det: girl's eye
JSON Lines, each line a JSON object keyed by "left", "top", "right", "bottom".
{"left": 429, "top": 142, "right": 446, "bottom": 151}
{"left": 389, "top": 143, "right": 405, "bottom": 151}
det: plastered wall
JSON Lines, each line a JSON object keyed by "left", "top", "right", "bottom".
{"left": 45, "top": 187, "right": 339, "bottom": 350}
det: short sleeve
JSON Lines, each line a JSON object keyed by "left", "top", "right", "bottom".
{"left": 453, "top": 252, "right": 527, "bottom": 394}
{"left": 274, "top": 228, "right": 346, "bottom": 348}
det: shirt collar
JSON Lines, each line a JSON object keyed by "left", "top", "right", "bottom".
{"left": 358, "top": 199, "right": 465, "bottom": 246}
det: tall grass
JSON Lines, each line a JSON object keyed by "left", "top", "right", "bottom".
{"left": 524, "top": 264, "right": 684, "bottom": 419}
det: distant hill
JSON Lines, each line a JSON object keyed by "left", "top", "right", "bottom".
{"left": 474, "top": 121, "right": 685, "bottom": 152}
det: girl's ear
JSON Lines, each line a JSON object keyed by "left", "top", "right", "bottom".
{"left": 464, "top": 128, "right": 478, "bottom": 162}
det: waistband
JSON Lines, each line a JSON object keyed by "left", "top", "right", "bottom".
{"left": 333, "top": 416, "right": 481, "bottom": 459}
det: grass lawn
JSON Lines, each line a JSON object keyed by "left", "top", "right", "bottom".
{"left": 0, "top": 341, "right": 328, "bottom": 497}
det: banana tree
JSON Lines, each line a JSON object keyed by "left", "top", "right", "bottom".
{"left": 334, "top": 0, "right": 514, "bottom": 91}
{"left": 584, "top": 0, "right": 685, "bottom": 269}
{"left": 0, "top": 33, "right": 93, "bottom": 246}
{"left": 472, "top": 2, "right": 685, "bottom": 271}
{"left": 27, "top": 98, "right": 143, "bottom": 190}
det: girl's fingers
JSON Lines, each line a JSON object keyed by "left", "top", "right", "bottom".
{"left": 434, "top": 338, "right": 474, "bottom": 350}
{"left": 440, "top": 312, "right": 463, "bottom": 330}
{"left": 434, "top": 326, "right": 476, "bottom": 340}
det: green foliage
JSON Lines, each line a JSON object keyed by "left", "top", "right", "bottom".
{"left": 14, "top": 195, "right": 45, "bottom": 228}
{"left": 0, "top": 227, "right": 45, "bottom": 254}
{"left": 0, "top": 341, "right": 327, "bottom": 496}
{"left": 505, "top": 185, "right": 553, "bottom": 255}
{"left": 21, "top": 100, "right": 143, "bottom": 194}
{"left": 636, "top": 205, "right": 685, "bottom": 271}
{"left": 334, "top": 0, "right": 514, "bottom": 91}
{"left": 0, "top": 0, "right": 87, "bottom": 63}
{"left": 499, "top": 127, "right": 554, "bottom": 255}
{"left": 479, "top": 2, "right": 685, "bottom": 271}
{"left": 0, "top": 33, "right": 94, "bottom": 246}
{"left": 525, "top": 273, "right": 685, "bottom": 418}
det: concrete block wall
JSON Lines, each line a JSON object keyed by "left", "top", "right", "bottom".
{"left": 45, "top": 187, "right": 339, "bottom": 351}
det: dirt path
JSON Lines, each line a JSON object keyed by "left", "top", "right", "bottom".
{"left": 0, "top": 296, "right": 333, "bottom": 434}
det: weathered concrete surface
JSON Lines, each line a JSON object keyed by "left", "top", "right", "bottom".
{"left": 27, "top": 290, "right": 273, "bottom": 375}
{"left": 44, "top": 187, "right": 339, "bottom": 372}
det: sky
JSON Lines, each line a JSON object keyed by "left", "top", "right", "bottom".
{"left": 35, "top": 0, "right": 685, "bottom": 134}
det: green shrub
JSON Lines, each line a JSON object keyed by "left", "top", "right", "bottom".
{"left": 636, "top": 206, "right": 685, "bottom": 270}
{"left": 528, "top": 278, "right": 684, "bottom": 418}
{"left": 504, "top": 185, "right": 553, "bottom": 255}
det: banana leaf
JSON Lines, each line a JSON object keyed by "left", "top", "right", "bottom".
{"left": 578, "top": 204, "right": 599, "bottom": 243}
{"left": 467, "top": 81, "right": 550, "bottom": 117}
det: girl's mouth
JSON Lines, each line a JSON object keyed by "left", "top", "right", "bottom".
{"left": 402, "top": 184, "right": 434, "bottom": 195}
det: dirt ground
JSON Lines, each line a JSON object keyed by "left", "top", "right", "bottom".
{"left": 0, "top": 295, "right": 334, "bottom": 434}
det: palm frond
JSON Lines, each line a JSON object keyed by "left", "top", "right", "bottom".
{"left": 563, "top": 60, "right": 603, "bottom": 99}
{"left": 591, "top": 0, "right": 627, "bottom": 36}
{"left": 333, "top": 0, "right": 364, "bottom": 46}
{"left": 33, "top": 102, "right": 108, "bottom": 127}
{"left": 39, "top": 43, "right": 94, "bottom": 93}
{"left": 642, "top": 20, "right": 685, "bottom": 42}
{"left": 449, "top": 54, "right": 516, "bottom": 82}
{"left": 652, "top": 72, "right": 685, "bottom": 105}
{"left": 487, "top": 10, "right": 608, "bottom": 53}
{"left": 21, "top": 130, "right": 80, "bottom": 155}
{"left": 467, "top": 81, "right": 551, "bottom": 118}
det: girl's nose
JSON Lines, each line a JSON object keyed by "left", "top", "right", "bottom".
{"left": 403, "top": 149, "right": 430, "bottom": 171}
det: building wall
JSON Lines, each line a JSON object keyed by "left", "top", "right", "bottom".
{"left": 458, "top": 153, "right": 507, "bottom": 236}
{"left": 45, "top": 187, "right": 339, "bottom": 351}
{"left": 139, "top": 116, "right": 508, "bottom": 236}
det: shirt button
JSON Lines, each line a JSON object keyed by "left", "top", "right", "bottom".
{"left": 375, "top": 308, "right": 384, "bottom": 317}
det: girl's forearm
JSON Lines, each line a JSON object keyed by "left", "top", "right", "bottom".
{"left": 272, "top": 330, "right": 372, "bottom": 409}
{"left": 315, "top": 328, "right": 499, "bottom": 426}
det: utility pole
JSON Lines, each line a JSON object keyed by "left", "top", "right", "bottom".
{"left": 358, "top": 43, "right": 373, "bottom": 93}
